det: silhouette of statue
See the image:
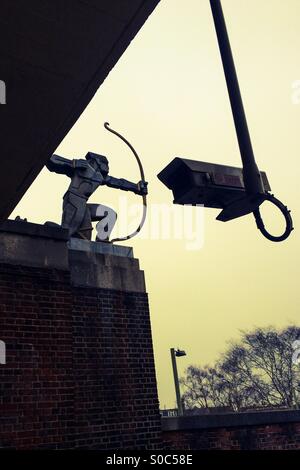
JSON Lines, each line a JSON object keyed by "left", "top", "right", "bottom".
{"left": 46, "top": 152, "right": 148, "bottom": 241}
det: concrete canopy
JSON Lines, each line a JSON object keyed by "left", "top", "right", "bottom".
{"left": 0, "top": 0, "right": 160, "bottom": 222}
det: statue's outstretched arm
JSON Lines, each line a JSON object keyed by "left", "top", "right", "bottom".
{"left": 46, "top": 154, "right": 75, "bottom": 177}
{"left": 105, "top": 176, "right": 144, "bottom": 195}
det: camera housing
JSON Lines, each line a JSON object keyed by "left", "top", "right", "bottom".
{"left": 157, "top": 157, "right": 271, "bottom": 210}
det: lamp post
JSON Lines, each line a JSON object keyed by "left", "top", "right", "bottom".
{"left": 170, "top": 348, "right": 186, "bottom": 416}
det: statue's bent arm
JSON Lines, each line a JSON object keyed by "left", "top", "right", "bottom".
{"left": 104, "top": 176, "right": 139, "bottom": 194}
{"left": 46, "top": 154, "right": 75, "bottom": 177}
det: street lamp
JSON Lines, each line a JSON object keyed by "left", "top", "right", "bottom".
{"left": 170, "top": 348, "right": 186, "bottom": 416}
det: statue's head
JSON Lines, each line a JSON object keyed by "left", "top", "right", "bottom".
{"left": 85, "top": 152, "right": 109, "bottom": 176}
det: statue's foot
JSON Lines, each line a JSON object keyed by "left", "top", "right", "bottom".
{"left": 95, "top": 237, "right": 112, "bottom": 244}
{"left": 44, "top": 221, "right": 60, "bottom": 227}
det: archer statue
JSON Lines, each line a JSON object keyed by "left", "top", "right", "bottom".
{"left": 46, "top": 146, "right": 148, "bottom": 242}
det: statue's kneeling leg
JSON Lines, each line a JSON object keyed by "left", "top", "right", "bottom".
{"left": 62, "top": 193, "right": 88, "bottom": 238}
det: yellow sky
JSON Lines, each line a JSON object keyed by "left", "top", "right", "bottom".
{"left": 12, "top": 0, "right": 300, "bottom": 408}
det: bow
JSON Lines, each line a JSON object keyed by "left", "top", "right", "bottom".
{"left": 104, "top": 122, "right": 147, "bottom": 243}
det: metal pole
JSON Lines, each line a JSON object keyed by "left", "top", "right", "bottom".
{"left": 170, "top": 348, "right": 183, "bottom": 416}
{"left": 210, "top": 0, "right": 263, "bottom": 195}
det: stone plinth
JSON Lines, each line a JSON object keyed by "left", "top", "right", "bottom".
{"left": 0, "top": 220, "right": 161, "bottom": 450}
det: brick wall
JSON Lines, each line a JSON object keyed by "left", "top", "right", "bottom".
{"left": 0, "top": 262, "right": 161, "bottom": 449}
{"left": 162, "top": 412, "right": 300, "bottom": 450}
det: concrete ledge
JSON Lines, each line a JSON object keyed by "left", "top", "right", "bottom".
{"left": 0, "top": 219, "right": 69, "bottom": 240}
{"left": 69, "top": 249, "right": 146, "bottom": 292}
{"left": 0, "top": 220, "right": 69, "bottom": 270}
{"left": 162, "top": 409, "right": 300, "bottom": 431}
{"left": 0, "top": 220, "right": 146, "bottom": 293}
{"left": 68, "top": 238, "right": 133, "bottom": 258}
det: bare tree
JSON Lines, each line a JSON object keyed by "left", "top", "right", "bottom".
{"left": 181, "top": 326, "right": 300, "bottom": 412}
